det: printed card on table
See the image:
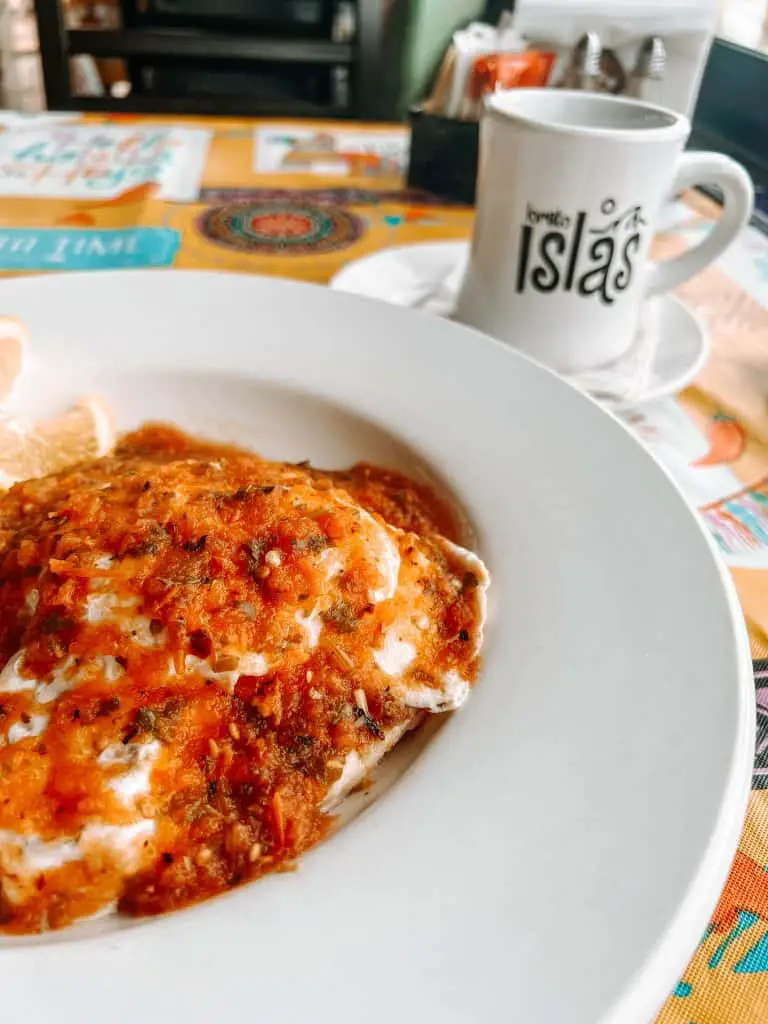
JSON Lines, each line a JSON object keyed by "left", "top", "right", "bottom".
{"left": 254, "top": 125, "right": 409, "bottom": 179}
{"left": 0, "top": 112, "right": 82, "bottom": 130}
{"left": 0, "top": 125, "right": 211, "bottom": 201}
{"left": 0, "top": 227, "right": 180, "bottom": 271}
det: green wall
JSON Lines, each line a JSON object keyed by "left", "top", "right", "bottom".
{"left": 398, "top": 0, "right": 486, "bottom": 115}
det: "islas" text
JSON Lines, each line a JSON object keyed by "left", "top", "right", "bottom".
{"left": 515, "top": 201, "right": 646, "bottom": 306}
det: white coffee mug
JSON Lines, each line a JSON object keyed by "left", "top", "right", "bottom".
{"left": 454, "top": 89, "right": 754, "bottom": 374}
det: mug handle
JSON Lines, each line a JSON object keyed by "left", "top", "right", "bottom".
{"left": 645, "top": 151, "right": 754, "bottom": 297}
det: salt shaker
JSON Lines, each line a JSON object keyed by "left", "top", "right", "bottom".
{"left": 627, "top": 36, "right": 667, "bottom": 99}
{"left": 558, "top": 32, "right": 603, "bottom": 91}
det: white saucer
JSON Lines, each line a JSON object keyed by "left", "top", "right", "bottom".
{"left": 331, "top": 240, "right": 710, "bottom": 408}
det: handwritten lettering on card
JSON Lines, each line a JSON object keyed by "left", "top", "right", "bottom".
{"left": 0, "top": 126, "right": 211, "bottom": 200}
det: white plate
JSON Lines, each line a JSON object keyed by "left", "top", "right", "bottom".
{"left": 331, "top": 241, "right": 709, "bottom": 406}
{"left": 0, "top": 270, "right": 753, "bottom": 1024}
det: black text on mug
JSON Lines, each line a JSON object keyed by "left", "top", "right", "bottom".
{"left": 515, "top": 198, "right": 648, "bottom": 305}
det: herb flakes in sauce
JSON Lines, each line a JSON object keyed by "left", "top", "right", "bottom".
{"left": 322, "top": 600, "right": 358, "bottom": 633}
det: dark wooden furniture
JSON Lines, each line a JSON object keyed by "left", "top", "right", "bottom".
{"left": 33, "top": 0, "right": 388, "bottom": 118}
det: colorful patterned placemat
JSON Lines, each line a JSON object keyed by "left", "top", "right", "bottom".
{"left": 0, "top": 112, "right": 766, "bottom": 1023}
{"left": 0, "top": 116, "right": 471, "bottom": 279}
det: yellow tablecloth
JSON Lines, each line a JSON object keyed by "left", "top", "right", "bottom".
{"left": 1, "top": 113, "right": 767, "bottom": 1023}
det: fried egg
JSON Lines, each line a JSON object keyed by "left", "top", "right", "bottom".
{"left": 0, "top": 425, "right": 488, "bottom": 932}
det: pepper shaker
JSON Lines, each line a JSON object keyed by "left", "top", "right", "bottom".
{"left": 597, "top": 49, "right": 627, "bottom": 95}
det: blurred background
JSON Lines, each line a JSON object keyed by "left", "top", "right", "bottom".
{"left": 0, "top": 0, "right": 764, "bottom": 120}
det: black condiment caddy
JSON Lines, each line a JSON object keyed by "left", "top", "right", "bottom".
{"left": 406, "top": 107, "right": 480, "bottom": 206}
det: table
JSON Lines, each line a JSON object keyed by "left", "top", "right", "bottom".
{"left": 0, "top": 112, "right": 766, "bottom": 1024}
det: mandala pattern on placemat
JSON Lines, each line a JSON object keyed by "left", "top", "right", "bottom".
{"left": 197, "top": 202, "right": 364, "bottom": 255}
{"left": 199, "top": 187, "right": 469, "bottom": 207}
